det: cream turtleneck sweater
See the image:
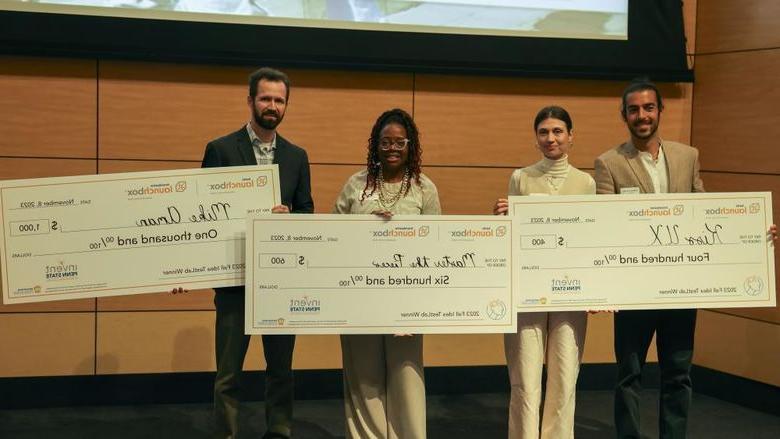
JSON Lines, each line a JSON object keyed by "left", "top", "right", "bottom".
{"left": 508, "top": 155, "right": 596, "bottom": 196}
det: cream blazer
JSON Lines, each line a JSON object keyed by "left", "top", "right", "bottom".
{"left": 594, "top": 140, "right": 705, "bottom": 194}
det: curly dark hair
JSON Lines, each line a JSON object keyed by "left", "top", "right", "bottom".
{"left": 360, "top": 108, "right": 423, "bottom": 202}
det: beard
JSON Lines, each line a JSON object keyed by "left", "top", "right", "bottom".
{"left": 253, "top": 106, "right": 283, "bottom": 130}
{"left": 629, "top": 115, "right": 660, "bottom": 140}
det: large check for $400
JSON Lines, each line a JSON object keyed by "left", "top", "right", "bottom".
{"left": 1, "top": 166, "right": 280, "bottom": 304}
{"left": 245, "top": 214, "right": 516, "bottom": 334}
{"left": 511, "top": 192, "right": 775, "bottom": 311}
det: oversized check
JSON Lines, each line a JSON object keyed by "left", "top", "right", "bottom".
{"left": 0, "top": 166, "right": 280, "bottom": 304}
{"left": 245, "top": 214, "right": 516, "bottom": 334}
{"left": 510, "top": 192, "right": 775, "bottom": 311}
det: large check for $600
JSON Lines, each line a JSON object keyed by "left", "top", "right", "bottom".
{"left": 1, "top": 166, "right": 280, "bottom": 304}
{"left": 511, "top": 192, "right": 775, "bottom": 311}
{"left": 245, "top": 214, "right": 516, "bottom": 334}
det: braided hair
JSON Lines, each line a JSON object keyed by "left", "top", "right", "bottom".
{"left": 360, "top": 108, "right": 423, "bottom": 202}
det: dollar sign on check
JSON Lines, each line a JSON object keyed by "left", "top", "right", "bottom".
{"left": 51, "top": 220, "right": 58, "bottom": 231}
{"left": 558, "top": 237, "right": 564, "bottom": 246}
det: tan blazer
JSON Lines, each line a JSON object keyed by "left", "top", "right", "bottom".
{"left": 593, "top": 140, "right": 705, "bottom": 194}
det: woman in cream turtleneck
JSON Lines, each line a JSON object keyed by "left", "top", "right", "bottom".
{"left": 494, "top": 106, "right": 595, "bottom": 439}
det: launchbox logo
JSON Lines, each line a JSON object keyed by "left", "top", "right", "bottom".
{"left": 627, "top": 206, "right": 672, "bottom": 218}
{"left": 705, "top": 202, "right": 760, "bottom": 216}
{"left": 450, "top": 226, "right": 501, "bottom": 239}
{"left": 126, "top": 182, "right": 174, "bottom": 198}
{"left": 208, "top": 177, "right": 257, "bottom": 192}
{"left": 371, "top": 226, "right": 417, "bottom": 239}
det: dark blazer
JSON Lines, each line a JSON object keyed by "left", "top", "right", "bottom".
{"left": 203, "top": 127, "right": 314, "bottom": 292}
{"left": 202, "top": 127, "right": 314, "bottom": 212}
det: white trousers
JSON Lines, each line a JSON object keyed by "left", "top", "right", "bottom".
{"left": 504, "top": 312, "right": 587, "bottom": 439}
{"left": 341, "top": 334, "right": 426, "bottom": 439}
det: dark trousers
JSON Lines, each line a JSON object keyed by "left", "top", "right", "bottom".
{"left": 214, "top": 291, "right": 296, "bottom": 439}
{"left": 614, "top": 309, "right": 696, "bottom": 439}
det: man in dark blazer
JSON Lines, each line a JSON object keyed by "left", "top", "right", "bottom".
{"left": 594, "top": 78, "right": 702, "bottom": 439}
{"left": 204, "top": 67, "right": 314, "bottom": 439}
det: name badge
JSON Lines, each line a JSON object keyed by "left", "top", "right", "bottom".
{"left": 620, "top": 187, "right": 641, "bottom": 194}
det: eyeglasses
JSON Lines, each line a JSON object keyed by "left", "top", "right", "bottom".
{"left": 378, "top": 138, "right": 410, "bottom": 150}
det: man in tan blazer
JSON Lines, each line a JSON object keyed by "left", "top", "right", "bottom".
{"left": 594, "top": 78, "right": 703, "bottom": 439}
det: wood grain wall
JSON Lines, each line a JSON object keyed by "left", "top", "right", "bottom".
{"left": 691, "top": 0, "right": 780, "bottom": 386}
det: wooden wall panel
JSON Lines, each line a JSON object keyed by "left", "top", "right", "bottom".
{"left": 696, "top": 1, "right": 780, "bottom": 53}
{"left": 0, "top": 313, "right": 95, "bottom": 377}
{"left": 97, "top": 291, "right": 214, "bottom": 312}
{"left": 0, "top": 56, "right": 97, "bottom": 159}
{"left": 310, "top": 164, "right": 364, "bottom": 213}
{"left": 98, "top": 63, "right": 413, "bottom": 165}
{"left": 425, "top": 334, "right": 504, "bottom": 366}
{"left": 96, "top": 311, "right": 216, "bottom": 374}
{"left": 292, "top": 335, "right": 342, "bottom": 370}
{"left": 97, "top": 159, "right": 200, "bottom": 174}
{"left": 423, "top": 167, "right": 512, "bottom": 215}
{"left": 99, "top": 62, "right": 248, "bottom": 161}
{"left": 684, "top": 0, "right": 697, "bottom": 57}
{"left": 699, "top": 171, "right": 780, "bottom": 325}
{"left": 0, "top": 300, "right": 94, "bottom": 313}
{"left": 95, "top": 312, "right": 345, "bottom": 373}
{"left": 695, "top": 310, "right": 780, "bottom": 386}
{"left": 414, "top": 75, "right": 692, "bottom": 170}
{"left": 692, "top": 50, "right": 780, "bottom": 173}
{"left": 0, "top": 157, "right": 95, "bottom": 179}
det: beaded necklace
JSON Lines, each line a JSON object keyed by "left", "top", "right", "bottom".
{"left": 376, "top": 168, "right": 411, "bottom": 209}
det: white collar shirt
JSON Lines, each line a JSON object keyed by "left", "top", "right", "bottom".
{"left": 637, "top": 141, "right": 669, "bottom": 194}
{"left": 246, "top": 123, "right": 276, "bottom": 165}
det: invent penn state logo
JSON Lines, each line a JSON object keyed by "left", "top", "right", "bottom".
{"left": 276, "top": 318, "right": 286, "bottom": 326}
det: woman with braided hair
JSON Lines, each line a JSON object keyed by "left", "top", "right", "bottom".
{"left": 333, "top": 108, "right": 440, "bottom": 439}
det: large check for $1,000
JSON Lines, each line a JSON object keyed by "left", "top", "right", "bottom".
{"left": 245, "top": 214, "right": 516, "bottom": 334}
{"left": 1, "top": 166, "right": 280, "bottom": 304}
{"left": 511, "top": 192, "right": 775, "bottom": 312}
